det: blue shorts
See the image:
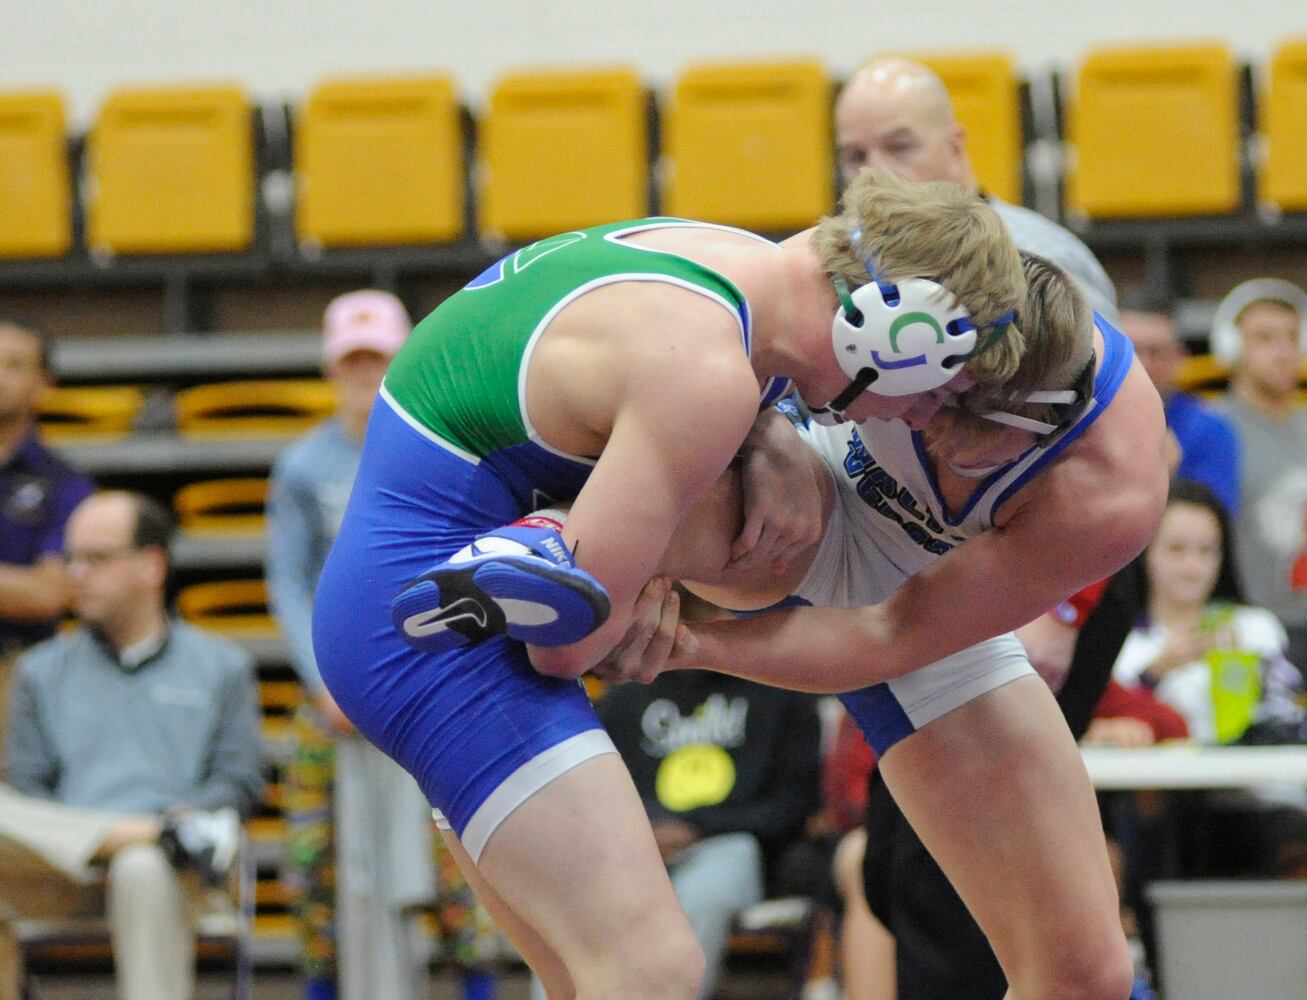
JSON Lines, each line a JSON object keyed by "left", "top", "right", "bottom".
{"left": 312, "top": 396, "right": 615, "bottom": 861}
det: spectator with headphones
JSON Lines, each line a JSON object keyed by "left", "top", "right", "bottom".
{"left": 1213, "top": 278, "right": 1307, "bottom": 675}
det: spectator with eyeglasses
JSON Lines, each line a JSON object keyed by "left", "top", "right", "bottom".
{"left": 0, "top": 490, "right": 263, "bottom": 1000}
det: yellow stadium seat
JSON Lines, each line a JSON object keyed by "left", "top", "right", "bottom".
{"left": 176, "top": 579, "right": 277, "bottom": 638}
{"left": 246, "top": 816, "right": 288, "bottom": 848}
{"left": 0, "top": 91, "right": 71, "bottom": 258}
{"left": 296, "top": 75, "right": 463, "bottom": 247}
{"left": 258, "top": 680, "right": 300, "bottom": 745}
{"left": 1176, "top": 354, "right": 1307, "bottom": 398}
{"left": 1174, "top": 353, "right": 1230, "bottom": 394}
{"left": 907, "top": 51, "right": 1022, "bottom": 204}
{"left": 86, "top": 84, "right": 254, "bottom": 254}
{"left": 259, "top": 679, "right": 301, "bottom": 713}
{"left": 35, "top": 385, "right": 144, "bottom": 441}
{"left": 174, "top": 477, "right": 269, "bottom": 534}
{"left": 1260, "top": 39, "right": 1307, "bottom": 211}
{"left": 480, "top": 67, "right": 647, "bottom": 241}
{"left": 174, "top": 379, "right": 336, "bottom": 437}
{"left": 1066, "top": 43, "right": 1239, "bottom": 218}
{"left": 662, "top": 59, "right": 834, "bottom": 231}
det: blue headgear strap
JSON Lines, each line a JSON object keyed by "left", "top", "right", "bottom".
{"left": 850, "top": 229, "right": 900, "bottom": 306}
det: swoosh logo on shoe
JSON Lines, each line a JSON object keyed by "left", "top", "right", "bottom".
{"left": 403, "top": 597, "right": 488, "bottom": 637}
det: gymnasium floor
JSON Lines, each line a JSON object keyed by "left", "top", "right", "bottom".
{"left": 24, "top": 962, "right": 794, "bottom": 999}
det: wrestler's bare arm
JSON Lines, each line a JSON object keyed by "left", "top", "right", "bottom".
{"left": 665, "top": 438, "right": 830, "bottom": 611}
{"left": 677, "top": 365, "right": 1169, "bottom": 692}
{"left": 524, "top": 300, "right": 762, "bottom": 679}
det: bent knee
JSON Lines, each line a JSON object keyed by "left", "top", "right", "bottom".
{"left": 598, "top": 925, "right": 705, "bottom": 1000}
{"left": 1015, "top": 938, "right": 1134, "bottom": 1000}
{"left": 1052, "top": 963, "right": 1134, "bottom": 1000}
{"left": 641, "top": 932, "right": 706, "bottom": 999}
{"left": 106, "top": 842, "right": 174, "bottom": 885}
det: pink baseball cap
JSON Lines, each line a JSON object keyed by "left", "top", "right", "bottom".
{"left": 322, "top": 290, "right": 411, "bottom": 364}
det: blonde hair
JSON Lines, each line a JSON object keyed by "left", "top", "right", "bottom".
{"left": 814, "top": 166, "right": 1026, "bottom": 390}
{"left": 933, "top": 252, "right": 1096, "bottom": 448}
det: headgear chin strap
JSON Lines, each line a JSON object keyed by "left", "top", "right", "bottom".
{"left": 974, "top": 353, "right": 1097, "bottom": 437}
{"left": 814, "top": 229, "right": 1014, "bottom": 424}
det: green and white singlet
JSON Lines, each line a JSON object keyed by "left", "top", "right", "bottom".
{"left": 380, "top": 218, "right": 791, "bottom": 510}
{"left": 313, "top": 219, "right": 789, "bottom": 860}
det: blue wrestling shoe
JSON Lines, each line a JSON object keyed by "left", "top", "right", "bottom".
{"left": 390, "top": 522, "right": 611, "bottom": 654}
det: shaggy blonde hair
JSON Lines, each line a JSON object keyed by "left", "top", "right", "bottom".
{"left": 814, "top": 167, "right": 1026, "bottom": 391}
{"left": 932, "top": 251, "right": 1096, "bottom": 448}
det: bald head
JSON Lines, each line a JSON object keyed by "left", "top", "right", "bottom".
{"left": 835, "top": 57, "right": 975, "bottom": 192}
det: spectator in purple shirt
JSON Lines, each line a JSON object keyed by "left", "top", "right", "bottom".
{"left": 0, "top": 317, "right": 93, "bottom": 657}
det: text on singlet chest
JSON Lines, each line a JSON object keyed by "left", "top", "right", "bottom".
{"left": 844, "top": 431, "right": 961, "bottom": 557}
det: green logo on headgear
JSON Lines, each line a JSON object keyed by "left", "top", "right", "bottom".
{"left": 888, "top": 312, "right": 945, "bottom": 353}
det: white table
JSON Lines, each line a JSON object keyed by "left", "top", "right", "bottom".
{"left": 1081, "top": 744, "right": 1307, "bottom": 998}
{"left": 1081, "top": 744, "right": 1307, "bottom": 790}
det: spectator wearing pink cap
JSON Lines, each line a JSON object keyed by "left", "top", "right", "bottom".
{"left": 262, "top": 292, "right": 420, "bottom": 998}
{"left": 321, "top": 290, "right": 411, "bottom": 421}
{"left": 272, "top": 289, "right": 410, "bottom": 716}
{"left": 267, "top": 291, "right": 508, "bottom": 1000}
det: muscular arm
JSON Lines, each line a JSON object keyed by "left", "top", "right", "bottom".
{"left": 681, "top": 369, "right": 1170, "bottom": 692}
{"left": 528, "top": 324, "right": 761, "bottom": 678}
{"left": 687, "top": 472, "right": 1162, "bottom": 691}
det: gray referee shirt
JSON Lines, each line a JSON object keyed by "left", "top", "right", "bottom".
{"left": 5, "top": 620, "right": 264, "bottom": 817}
{"left": 988, "top": 197, "right": 1119, "bottom": 324}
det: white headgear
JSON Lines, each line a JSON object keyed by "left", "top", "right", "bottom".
{"left": 1209, "top": 278, "right": 1307, "bottom": 366}
{"left": 811, "top": 230, "right": 1013, "bottom": 424}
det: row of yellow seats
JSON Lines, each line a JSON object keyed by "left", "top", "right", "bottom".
{"left": 1176, "top": 354, "right": 1307, "bottom": 397}
{"left": 37, "top": 378, "right": 336, "bottom": 440}
{"left": 38, "top": 350, "right": 1307, "bottom": 448}
{"left": 2, "top": 40, "right": 1305, "bottom": 260}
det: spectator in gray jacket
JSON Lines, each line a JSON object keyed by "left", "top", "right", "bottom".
{"left": 0, "top": 490, "right": 263, "bottom": 1000}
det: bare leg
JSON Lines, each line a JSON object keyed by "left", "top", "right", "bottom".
{"left": 879, "top": 676, "right": 1133, "bottom": 1000}
{"left": 437, "top": 827, "right": 576, "bottom": 999}
{"left": 467, "top": 754, "right": 704, "bottom": 1000}
{"left": 833, "top": 828, "right": 895, "bottom": 1000}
